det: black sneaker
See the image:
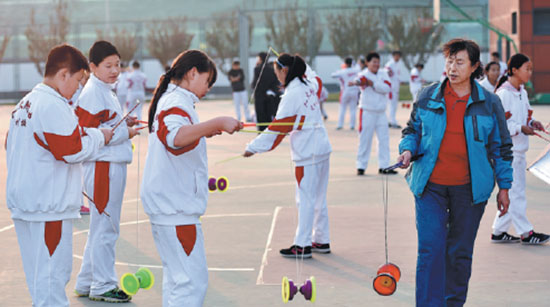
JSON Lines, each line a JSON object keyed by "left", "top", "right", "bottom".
{"left": 491, "top": 232, "right": 520, "bottom": 243}
{"left": 336, "top": 127, "right": 343, "bottom": 130}
{"left": 280, "top": 245, "right": 312, "bottom": 259}
{"left": 357, "top": 169, "right": 365, "bottom": 176}
{"left": 521, "top": 231, "right": 550, "bottom": 245}
{"left": 89, "top": 287, "right": 131, "bottom": 303}
{"left": 379, "top": 168, "right": 398, "bottom": 175}
{"left": 311, "top": 242, "right": 331, "bottom": 254}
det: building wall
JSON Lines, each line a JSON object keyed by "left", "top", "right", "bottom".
{"left": 520, "top": 0, "right": 550, "bottom": 93}
{"left": 490, "top": 0, "right": 550, "bottom": 93}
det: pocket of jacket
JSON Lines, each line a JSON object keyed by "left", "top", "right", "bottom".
{"left": 472, "top": 115, "right": 481, "bottom": 142}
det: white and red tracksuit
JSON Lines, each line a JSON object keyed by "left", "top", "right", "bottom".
{"left": 141, "top": 84, "right": 209, "bottom": 307}
{"left": 6, "top": 83, "right": 106, "bottom": 307}
{"left": 127, "top": 69, "right": 147, "bottom": 121}
{"left": 74, "top": 73, "right": 133, "bottom": 296}
{"left": 246, "top": 73, "right": 332, "bottom": 248}
{"left": 116, "top": 70, "right": 130, "bottom": 112}
{"left": 384, "top": 58, "right": 401, "bottom": 125}
{"left": 492, "top": 81, "right": 535, "bottom": 237}
{"left": 331, "top": 66, "right": 360, "bottom": 129}
{"left": 409, "top": 67, "right": 423, "bottom": 101}
{"left": 355, "top": 68, "right": 392, "bottom": 171}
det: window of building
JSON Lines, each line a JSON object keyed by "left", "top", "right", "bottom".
{"left": 512, "top": 12, "right": 517, "bottom": 34}
{"left": 534, "top": 8, "right": 550, "bottom": 35}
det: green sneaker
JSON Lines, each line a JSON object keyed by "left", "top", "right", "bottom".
{"left": 89, "top": 287, "right": 131, "bottom": 303}
{"left": 74, "top": 289, "right": 89, "bottom": 297}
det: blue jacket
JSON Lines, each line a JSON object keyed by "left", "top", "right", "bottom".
{"left": 399, "top": 79, "right": 513, "bottom": 204}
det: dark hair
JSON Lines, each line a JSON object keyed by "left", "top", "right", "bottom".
{"left": 132, "top": 61, "right": 140, "bottom": 68}
{"left": 44, "top": 44, "right": 89, "bottom": 77}
{"left": 274, "top": 53, "right": 307, "bottom": 87}
{"left": 366, "top": 52, "right": 380, "bottom": 62}
{"left": 232, "top": 60, "right": 240, "bottom": 65}
{"left": 443, "top": 39, "right": 483, "bottom": 80}
{"left": 484, "top": 61, "right": 500, "bottom": 73}
{"left": 121, "top": 62, "right": 127, "bottom": 68}
{"left": 415, "top": 63, "right": 424, "bottom": 69}
{"left": 89, "top": 40, "right": 120, "bottom": 66}
{"left": 258, "top": 52, "right": 267, "bottom": 64}
{"left": 148, "top": 49, "right": 217, "bottom": 132}
{"left": 392, "top": 50, "right": 402, "bottom": 56}
{"left": 491, "top": 52, "right": 500, "bottom": 59}
{"left": 495, "top": 53, "right": 530, "bottom": 90}
{"left": 344, "top": 57, "right": 353, "bottom": 67}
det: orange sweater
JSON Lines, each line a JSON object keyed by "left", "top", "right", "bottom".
{"left": 429, "top": 84, "right": 471, "bottom": 185}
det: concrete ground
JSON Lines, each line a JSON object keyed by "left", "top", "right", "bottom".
{"left": 0, "top": 99, "right": 549, "bottom": 306}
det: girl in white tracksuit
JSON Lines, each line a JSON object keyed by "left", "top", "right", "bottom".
{"left": 6, "top": 44, "right": 109, "bottom": 307}
{"left": 244, "top": 53, "right": 332, "bottom": 258}
{"left": 352, "top": 52, "right": 393, "bottom": 175}
{"left": 74, "top": 41, "right": 138, "bottom": 302}
{"left": 141, "top": 50, "right": 241, "bottom": 307}
{"left": 491, "top": 53, "right": 549, "bottom": 245}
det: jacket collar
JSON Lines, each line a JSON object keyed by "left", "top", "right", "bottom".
{"left": 431, "top": 78, "right": 486, "bottom": 107}
{"left": 34, "top": 83, "right": 69, "bottom": 104}
{"left": 89, "top": 73, "right": 116, "bottom": 90}
{"left": 169, "top": 83, "right": 199, "bottom": 105}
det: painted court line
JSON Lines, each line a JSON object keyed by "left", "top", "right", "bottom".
{"left": 0, "top": 224, "right": 14, "bottom": 233}
{"left": 256, "top": 206, "right": 281, "bottom": 285}
{"left": 72, "top": 255, "right": 254, "bottom": 272}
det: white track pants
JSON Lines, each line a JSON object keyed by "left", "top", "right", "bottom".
{"left": 356, "top": 109, "right": 390, "bottom": 170}
{"left": 387, "top": 89, "right": 399, "bottom": 125}
{"left": 232, "top": 90, "right": 250, "bottom": 122}
{"left": 14, "top": 219, "right": 73, "bottom": 307}
{"left": 127, "top": 92, "right": 145, "bottom": 122}
{"left": 337, "top": 91, "right": 359, "bottom": 129}
{"left": 152, "top": 223, "right": 208, "bottom": 307}
{"left": 76, "top": 162, "right": 126, "bottom": 296}
{"left": 492, "top": 152, "right": 533, "bottom": 236}
{"left": 294, "top": 158, "right": 331, "bottom": 247}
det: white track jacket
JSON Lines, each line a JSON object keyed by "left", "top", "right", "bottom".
{"left": 6, "top": 83, "right": 105, "bottom": 221}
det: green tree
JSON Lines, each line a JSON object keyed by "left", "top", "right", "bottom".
{"left": 25, "top": 0, "right": 69, "bottom": 75}
{"left": 205, "top": 11, "right": 253, "bottom": 75}
{"left": 96, "top": 27, "right": 137, "bottom": 64}
{"left": 386, "top": 10, "right": 444, "bottom": 70}
{"left": 327, "top": 8, "right": 381, "bottom": 61}
{"left": 146, "top": 18, "right": 194, "bottom": 68}
{"left": 264, "top": 2, "right": 323, "bottom": 63}
{"left": 0, "top": 33, "right": 10, "bottom": 65}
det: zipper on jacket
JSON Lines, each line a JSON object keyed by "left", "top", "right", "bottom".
{"left": 472, "top": 115, "right": 481, "bottom": 142}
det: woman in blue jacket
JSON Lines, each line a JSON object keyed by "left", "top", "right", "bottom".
{"left": 398, "top": 39, "right": 513, "bottom": 307}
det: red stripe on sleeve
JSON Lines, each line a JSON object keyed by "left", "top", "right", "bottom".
{"left": 267, "top": 115, "right": 297, "bottom": 151}
{"left": 384, "top": 80, "right": 392, "bottom": 88}
{"left": 157, "top": 107, "right": 199, "bottom": 156}
{"left": 75, "top": 107, "right": 116, "bottom": 128}
{"left": 505, "top": 111, "right": 512, "bottom": 120}
{"left": 34, "top": 126, "right": 83, "bottom": 162}
{"left": 315, "top": 77, "right": 323, "bottom": 99}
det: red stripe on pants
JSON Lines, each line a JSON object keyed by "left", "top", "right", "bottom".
{"left": 93, "top": 161, "right": 110, "bottom": 214}
{"left": 44, "top": 221, "right": 62, "bottom": 257}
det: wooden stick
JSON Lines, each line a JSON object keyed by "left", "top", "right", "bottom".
{"left": 239, "top": 129, "right": 287, "bottom": 136}
{"left": 112, "top": 101, "right": 141, "bottom": 131}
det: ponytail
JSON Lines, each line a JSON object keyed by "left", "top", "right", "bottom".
{"left": 148, "top": 50, "right": 217, "bottom": 133}
{"left": 275, "top": 53, "right": 307, "bottom": 87}
{"left": 495, "top": 53, "right": 530, "bottom": 91}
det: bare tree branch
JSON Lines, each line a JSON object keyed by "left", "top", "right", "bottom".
{"left": 0, "top": 33, "right": 11, "bottom": 64}
{"left": 264, "top": 2, "right": 323, "bottom": 63}
{"left": 205, "top": 11, "right": 253, "bottom": 75}
{"left": 96, "top": 27, "right": 137, "bottom": 64}
{"left": 386, "top": 10, "right": 445, "bottom": 70}
{"left": 24, "top": 0, "right": 69, "bottom": 75}
{"left": 327, "top": 8, "right": 381, "bottom": 61}
{"left": 146, "top": 18, "right": 194, "bottom": 68}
